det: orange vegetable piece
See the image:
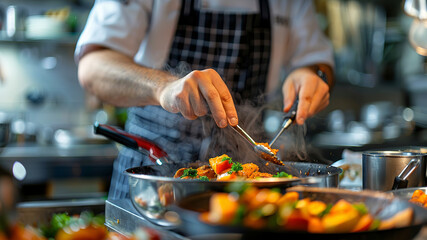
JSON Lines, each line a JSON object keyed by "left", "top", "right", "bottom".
{"left": 329, "top": 199, "right": 355, "bottom": 214}
{"left": 352, "top": 214, "right": 374, "bottom": 232}
{"left": 9, "top": 224, "right": 46, "bottom": 240}
{"left": 417, "top": 193, "right": 427, "bottom": 204}
{"left": 378, "top": 208, "right": 414, "bottom": 230}
{"left": 411, "top": 189, "right": 425, "bottom": 199}
{"left": 209, "top": 154, "right": 233, "bottom": 175}
{"left": 322, "top": 210, "right": 360, "bottom": 233}
{"left": 106, "top": 232, "right": 130, "bottom": 240}
{"left": 308, "top": 217, "right": 324, "bottom": 233}
{"left": 216, "top": 172, "right": 237, "bottom": 181}
{"left": 256, "top": 142, "right": 279, "bottom": 155}
{"left": 207, "top": 193, "right": 239, "bottom": 224}
{"left": 285, "top": 210, "right": 309, "bottom": 231}
{"left": 55, "top": 225, "right": 107, "bottom": 240}
{"left": 247, "top": 188, "right": 270, "bottom": 209}
{"left": 243, "top": 213, "right": 267, "bottom": 229}
{"left": 278, "top": 192, "right": 299, "bottom": 205}
{"left": 307, "top": 201, "right": 327, "bottom": 216}
{"left": 237, "top": 163, "right": 259, "bottom": 178}
{"left": 241, "top": 187, "right": 259, "bottom": 204}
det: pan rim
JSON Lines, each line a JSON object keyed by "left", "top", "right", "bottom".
{"left": 124, "top": 161, "right": 342, "bottom": 184}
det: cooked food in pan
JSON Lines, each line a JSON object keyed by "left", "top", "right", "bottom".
{"left": 173, "top": 154, "right": 294, "bottom": 181}
{"left": 410, "top": 189, "right": 427, "bottom": 208}
{"left": 200, "top": 187, "right": 414, "bottom": 233}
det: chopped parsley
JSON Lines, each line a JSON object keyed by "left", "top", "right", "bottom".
{"left": 228, "top": 162, "right": 243, "bottom": 174}
{"left": 181, "top": 168, "right": 198, "bottom": 178}
{"left": 273, "top": 171, "right": 292, "bottom": 178}
{"left": 221, "top": 156, "right": 233, "bottom": 164}
{"left": 198, "top": 176, "right": 210, "bottom": 181}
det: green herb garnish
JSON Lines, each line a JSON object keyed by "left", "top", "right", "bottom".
{"left": 318, "top": 203, "right": 333, "bottom": 217}
{"left": 228, "top": 162, "right": 243, "bottom": 174}
{"left": 221, "top": 156, "right": 233, "bottom": 164}
{"left": 181, "top": 168, "right": 198, "bottom": 178}
{"left": 232, "top": 205, "right": 246, "bottom": 225}
{"left": 198, "top": 176, "right": 209, "bottom": 181}
{"left": 369, "top": 219, "right": 381, "bottom": 231}
{"left": 273, "top": 171, "right": 292, "bottom": 178}
{"left": 353, "top": 202, "right": 368, "bottom": 215}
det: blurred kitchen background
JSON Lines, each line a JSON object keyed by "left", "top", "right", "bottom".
{"left": 0, "top": 0, "right": 426, "bottom": 201}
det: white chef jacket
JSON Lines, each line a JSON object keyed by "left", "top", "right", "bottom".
{"left": 75, "top": 0, "right": 334, "bottom": 94}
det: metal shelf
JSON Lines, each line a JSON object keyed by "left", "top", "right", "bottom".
{"left": 0, "top": 31, "right": 79, "bottom": 45}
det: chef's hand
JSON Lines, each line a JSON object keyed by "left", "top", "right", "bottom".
{"left": 157, "top": 69, "right": 238, "bottom": 128}
{"left": 282, "top": 67, "right": 330, "bottom": 125}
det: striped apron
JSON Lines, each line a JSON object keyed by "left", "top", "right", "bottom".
{"left": 109, "top": 0, "right": 271, "bottom": 199}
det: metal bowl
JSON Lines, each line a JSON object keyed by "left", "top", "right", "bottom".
{"left": 125, "top": 161, "right": 342, "bottom": 228}
{"left": 174, "top": 186, "right": 427, "bottom": 240}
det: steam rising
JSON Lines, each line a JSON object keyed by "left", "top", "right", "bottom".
{"left": 164, "top": 62, "right": 311, "bottom": 167}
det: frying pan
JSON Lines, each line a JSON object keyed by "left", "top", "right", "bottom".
{"left": 93, "top": 123, "right": 342, "bottom": 227}
{"left": 173, "top": 186, "right": 427, "bottom": 240}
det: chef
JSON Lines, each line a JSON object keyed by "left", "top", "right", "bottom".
{"left": 75, "top": 0, "right": 335, "bottom": 199}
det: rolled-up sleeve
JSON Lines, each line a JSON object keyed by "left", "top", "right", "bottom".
{"left": 287, "top": 1, "right": 334, "bottom": 69}
{"left": 75, "top": 0, "right": 152, "bottom": 63}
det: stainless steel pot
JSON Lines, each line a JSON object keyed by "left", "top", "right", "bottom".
{"left": 362, "top": 151, "right": 426, "bottom": 191}
{"left": 125, "top": 162, "right": 342, "bottom": 228}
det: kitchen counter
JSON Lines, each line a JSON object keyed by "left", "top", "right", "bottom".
{"left": 0, "top": 143, "right": 118, "bottom": 183}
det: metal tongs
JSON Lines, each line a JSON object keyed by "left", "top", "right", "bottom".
{"left": 269, "top": 98, "right": 299, "bottom": 147}
{"left": 93, "top": 122, "right": 170, "bottom": 165}
{"left": 231, "top": 125, "right": 284, "bottom": 165}
{"left": 391, "top": 158, "right": 421, "bottom": 190}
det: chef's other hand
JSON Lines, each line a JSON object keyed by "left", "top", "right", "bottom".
{"left": 282, "top": 67, "right": 330, "bottom": 125}
{"left": 157, "top": 69, "right": 238, "bottom": 128}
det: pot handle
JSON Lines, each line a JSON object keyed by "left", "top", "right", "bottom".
{"left": 391, "top": 158, "right": 421, "bottom": 190}
{"left": 93, "top": 122, "right": 169, "bottom": 165}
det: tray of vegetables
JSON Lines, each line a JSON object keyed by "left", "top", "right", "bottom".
{"left": 172, "top": 184, "right": 427, "bottom": 240}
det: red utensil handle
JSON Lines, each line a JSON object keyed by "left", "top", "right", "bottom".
{"left": 94, "top": 122, "right": 168, "bottom": 162}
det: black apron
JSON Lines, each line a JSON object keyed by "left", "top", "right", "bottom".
{"left": 109, "top": 0, "right": 271, "bottom": 199}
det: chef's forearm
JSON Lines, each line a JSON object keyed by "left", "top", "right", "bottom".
{"left": 78, "top": 49, "right": 177, "bottom": 107}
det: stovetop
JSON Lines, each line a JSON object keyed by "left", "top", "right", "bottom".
{"left": 105, "top": 199, "right": 188, "bottom": 240}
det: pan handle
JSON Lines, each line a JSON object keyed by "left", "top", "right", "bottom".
{"left": 391, "top": 158, "right": 421, "bottom": 190}
{"left": 93, "top": 122, "right": 169, "bottom": 165}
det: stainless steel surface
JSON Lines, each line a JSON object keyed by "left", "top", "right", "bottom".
{"left": 175, "top": 186, "right": 427, "bottom": 239}
{"left": 230, "top": 125, "right": 279, "bottom": 163}
{"left": 269, "top": 98, "right": 297, "bottom": 147}
{"left": 362, "top": 151, "right": 426, "bottom": 191}
{"left": 0, "top": 143, "right": 118, "bottom": 184}
{"left": 17, "top": 198, "right": 105, "bottom": 226}
{"left": 396, "top": 159, "right": 421, "bottom": 181}
{"left": 389, "top": 186, "right": 427, "bottom": 199}
{"left": 125, "top": 161, "right": 341, "bottom": 228}
{"left": 269, "top": 118, "right": 292, "bottom": 147}
{"left": 105, "top": 199, "right": 188, "bottom": 240}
